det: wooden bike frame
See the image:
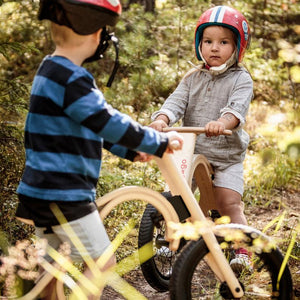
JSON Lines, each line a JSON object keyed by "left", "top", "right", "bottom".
{"left": 97, "top": 127, "right": 244, "bottom": 298}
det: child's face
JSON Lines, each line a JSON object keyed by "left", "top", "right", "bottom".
{"left": 201, "top": 26, "right": 236, "bottom": 67}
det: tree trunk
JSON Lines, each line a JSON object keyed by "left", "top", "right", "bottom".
{"left": 126, "top": 0, "right": 155, "bottom": 13}
{"left": 145, "top": 0, "right": 155, "bottom": 12}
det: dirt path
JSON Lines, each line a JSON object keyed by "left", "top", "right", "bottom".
{"left": 101, "top": 190, "right": 300, "bottom": 299}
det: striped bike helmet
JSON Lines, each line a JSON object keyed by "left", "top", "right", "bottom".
{"left": 195, "top": 6, "right": 250, "bottom": 63}
{"left": 38, "top": 0, "right": 122, "bottom": 35}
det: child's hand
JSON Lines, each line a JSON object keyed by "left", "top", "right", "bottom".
{"left": 134, "top": 152, "right": 153, "bottom": 162}
{"left": 149, "top": 119, "right": 169, "bottom": 131}
{"left": 165, "top": 131, "right": 184, "bottom": 153}
{"left": 205, "top": 121, "right": 226, "bottom": 137}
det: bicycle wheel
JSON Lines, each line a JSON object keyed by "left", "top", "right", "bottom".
{"left": 138, "top": 203, "right": 185, "bottom": 292}
{"left": 170, "top": 225, "right": 293, "bottom": 300}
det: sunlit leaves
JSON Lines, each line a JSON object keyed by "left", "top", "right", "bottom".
{"left": 0, "top": 206, "right": 152, "bottom": 299}
{"left": 290, "top": 65, "right": 300, "bottom": 83}
{"left": 0, "top": 239, "right": 47, "bottom": 297}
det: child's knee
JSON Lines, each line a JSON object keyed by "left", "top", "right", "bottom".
{"left": 99, "top": 253, "right": 116, "bottom": 272}
{"left": 217, "top": 194, "right": 242, "bottom": 212}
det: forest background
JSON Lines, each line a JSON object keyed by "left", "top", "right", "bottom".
{"left": 0, "top": 0, "right": 299, "bottom": 294}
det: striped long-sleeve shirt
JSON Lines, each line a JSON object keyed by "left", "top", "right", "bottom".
{"left": 17, "top": 55, "right": 168, "bottom": 202}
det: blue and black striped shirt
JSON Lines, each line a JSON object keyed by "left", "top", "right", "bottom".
{"left": 17, "top": 56, "right": 168, "bottom": 202}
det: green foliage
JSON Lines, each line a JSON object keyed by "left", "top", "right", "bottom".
{"left": 244, "top": 149, "right": 299, "bottom": 206}
{"left": 0, "top": 123, "right": 34, "bottom": 244}
{"left": 0, "top": 78, "right": 28, "bottom": 121}
{"left": 0, "top": 1, "right": 40, "bottom": 244}
{"left": 96, "top": 2, "right": 205, "bottom": 120}
{"left": 97, "top": 4, "right": 183, "bottom": 119}
{"left": 0, "top": 0, "right": 298, "bottom": 250}
{"left": 244, "top": 46, "right": 290, "bottom": 103}
{"left": 97, "top": 151, "right": 165, "bottom": 197}
{"left": 0, "top": 1, "right": 298, "bottom": 296}
{"left": 244, "top": 100, "right": 300, "bottom": 206}
{"left": 0, "top": 231, "right": 9, "bottom": 255}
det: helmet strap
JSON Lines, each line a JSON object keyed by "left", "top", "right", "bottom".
{"left": 84, "top": 27, "right": 111, "bottom": 63}
{"left": 106, "top": 34, "right": 119, "bottom": 87}
{"left": 198, "top": 45, "right": 237, "bottom": 75}
{"left": 83, "top": 27, "right": 120, "bottom": 87}
{"left": 198, "top": 42, "right": 208, "bottom": 65}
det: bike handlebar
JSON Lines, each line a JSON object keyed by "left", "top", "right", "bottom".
{"left": 163, "top": 126, "right": 232, "bottom": 136}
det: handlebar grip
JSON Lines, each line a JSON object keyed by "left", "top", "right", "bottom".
{"left": 170, "top": 140, "right": 181, "bottom": 150}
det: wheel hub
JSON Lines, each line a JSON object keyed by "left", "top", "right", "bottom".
{"left": 219, "top": 281, "right": 244, "bottom": 299}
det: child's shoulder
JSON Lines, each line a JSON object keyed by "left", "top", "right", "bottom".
{"left": 41, "top": 55, "right": 93, "bottom": 80}
{"left": 183, "top": 63, "right": 205, "bottom": 79}
{"left": 227, "top": 65, "right": 253, "bottom": 81}
{"left": 235, "top": 64, "right": 252, "bottom": 76}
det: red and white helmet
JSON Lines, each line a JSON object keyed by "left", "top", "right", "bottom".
{"left": 38, "top": 0, "right": 122, "bottom": 35}
{"left": 195, "top": 6, "right": 250, "bottom": 63}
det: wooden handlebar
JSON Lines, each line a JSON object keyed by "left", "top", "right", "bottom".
{"left": 162, "top": 126, "right": 232, "bottom": 136}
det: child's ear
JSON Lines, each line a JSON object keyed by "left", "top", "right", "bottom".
{"left": 94, "top": 28, "right": 102, "bottom": 42}
{"left": 89, "top": 28, "right": 102, "bottom": 43}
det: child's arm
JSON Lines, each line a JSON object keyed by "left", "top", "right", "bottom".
{"left": 103, "top": 142, "right": 153, "bottom": 162}
{"left": 149, "top": 114, "right": 170, "bottom": 131}
{"left": 204, "top": 113, "right": 239, "bottom": 137}
{"left": 151, "top": 74, "right": 191, "bottom": 127}
{"left": 134, "top": 152, "right": 153, "bottom": 162}
{"left": 104, "top": 130, "right": 183, "bottom": 161}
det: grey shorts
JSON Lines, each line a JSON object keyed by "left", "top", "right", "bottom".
{"left": 213, "top": 162, "right": 244, "bottom": 196}
{"left": 35, "top": 210, "right": 111, "bottom": 262}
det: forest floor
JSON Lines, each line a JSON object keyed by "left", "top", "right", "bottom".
{"left": 101, "top": 189, "right": 300, "bottom": 300}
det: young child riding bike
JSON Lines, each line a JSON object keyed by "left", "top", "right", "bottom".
{"left": 149, "top": 5, "right": 253, "bottom": 272}
{"left": 15, "top": 1, "right": 183, "bottom": 298}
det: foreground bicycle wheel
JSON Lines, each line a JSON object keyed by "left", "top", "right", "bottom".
{"left": 138, "top": 203, "right": 186, "bottom": 292}
{"left": 169, "top": 225, "right": 293, "bottom": 300}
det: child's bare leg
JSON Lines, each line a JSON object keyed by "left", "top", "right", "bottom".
{"left": 82, "top": 254, "right": 116, "bottom": 300}
{"left": 39, "top": 277, "right": 58, "bottom": 300}
{"left": 214, "top": 187, "right": 247, "bottom": 225}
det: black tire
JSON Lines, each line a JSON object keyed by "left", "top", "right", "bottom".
{"left": 138, "top": 203, "right": 185, "bottom": 292}
{"left": 170, "top": 226, "right": 294, "bottom": 299}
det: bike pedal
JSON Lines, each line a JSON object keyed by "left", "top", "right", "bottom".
{"left": 208, "top": 209, "right": 221, "bottom": 220}
{"left": 162, "top": 192, "right": 191, "bottom": 222}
